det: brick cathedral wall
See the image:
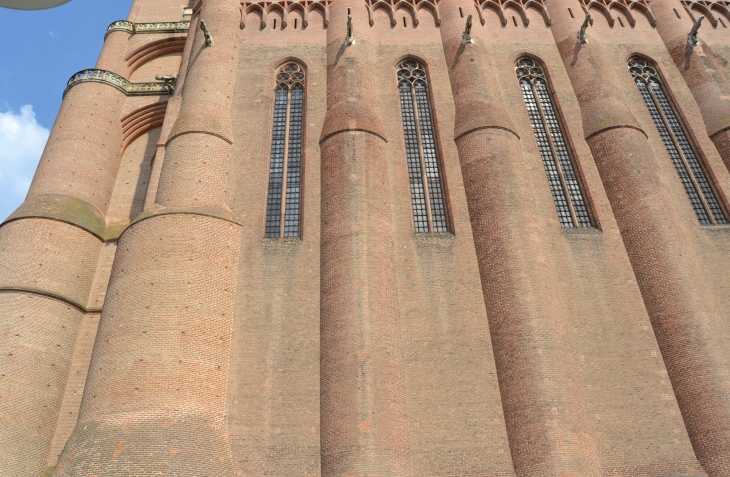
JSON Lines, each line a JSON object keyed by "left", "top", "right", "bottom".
{"left": 106, "top": 128, "right": 161, "bottom": 226}
{"left": 374, "top": 39, "right": 516, "bottom": 476}
{"left": 226, "top": 40, "right": 326, "bottom": 476}
{"left": 599, "top": 30, "right": 730, "bottom": 477}
{"left": 28, "top": 83, "right": 125, "bottom": 214}
{"left": 480, "top": 18, "right": 703, "bottom": 473}
{"left": 45, "top": 312, "right": 100, "bottom": 471}
{"left": 129, "top": 0, "right": 190, "bottom": 24}
{"left": 319, "top": 2, "right": 413, "bottom": 473}
{"left": 0, "top": 294, "right": 84, "bottom": 477}
{"left": 186, "top": 0, "right": 730, "bottom": 475}
{"left": 2, "top": 0, "right": 730, "bottom": 475}
{"left": 0, "top": 1, "right": 197, "bottom": 475}
{"left": 54, "top": 215, "right": 242, "bottom": 476}
{"left": 0, "top": 220, "right": 102, "bottom": 305}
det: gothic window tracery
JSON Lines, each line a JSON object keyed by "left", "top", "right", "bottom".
{"left": 397, "top": 59, "right": 450, "bottom": 233}
{"left": 629, "top": 57, "right": 728, "bottom": 225}
{"left": 516, "top": 57, "right": 593, "bottom": 228}
{"left": 265, "top": 62, "right": 306, "bottom": 238}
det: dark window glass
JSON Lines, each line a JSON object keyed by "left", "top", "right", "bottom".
{"left": 629, "top": 57, "right": 728, "bottom": 225}
{"left": 516, "top": 57, "right": 593, "bottom": 228}
{"left": 265, "top": 62, "right": 306, "bottom": 238}
{"left": 397, "top": 59, "right": 450, "bottom": 233}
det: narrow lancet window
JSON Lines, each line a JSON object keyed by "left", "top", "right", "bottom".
{"left": 516, "top": 58, "right": 593, "bottom": 228}
{"left": 397, "top": 59, "right": 449, "bottom": 233}
{"left": 265, "top": 62, "right": 305, "bottom": 238}
{"left": 629, "top": 57, "right": 728, "bottom": 225}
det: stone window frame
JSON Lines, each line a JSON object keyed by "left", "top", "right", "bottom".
{"left": 264, "top": 61, "right": 307, "bottom": 238}
{"left": 396, "top": 57, "right": 452, "bottom": 234}
{"left": 516, "top": 56, "right": 595, "bottom": 228}
{"left": 628, "top": 55, "right": 729, "bottom": 226}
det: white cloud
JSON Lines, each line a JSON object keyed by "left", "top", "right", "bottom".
{"left": 0, "top": 105, "right": 50, "bottom": 220}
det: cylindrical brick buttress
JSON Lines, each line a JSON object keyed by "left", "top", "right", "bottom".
{"left": 52, "top": 1, "right": 243, "bottom": 476}
{"left": 547, "top": 1, "right": 730, "bottom": 475}
{"left": 318, "top": 3, "right": 411, "bottom": 476}
{"left": 0, "top": 19, "right": 130, "bottom": 477}
{"left": 652, "top": 0, "right": 730, "bottom": 173}
{"left": 438, "top": 1, "right": 601, "bottom": 476}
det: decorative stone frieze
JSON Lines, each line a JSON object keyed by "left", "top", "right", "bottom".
{"left": 682, "top": 0, "right": 730, "bottom": 28}
{"left": 241, "top": 0, "right": 331, "bottom": 29}
{"left": 366, "top": 0, "right": 442, "bottom": 27}
{"left": 105, "top": 20, "right": 191, "bottom": 38}
{"left": 579, "top": 0, "right": 657, "bottom": 27}
{"left": 64, "top": 69, "right": 176, "bottom": 97}
{"left": 474, "top": 0, "right": 552, "bottom": 26}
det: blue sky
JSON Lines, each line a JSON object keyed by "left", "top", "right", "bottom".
{"left": 0, "top": 0, "right": 132, "bottom": 221}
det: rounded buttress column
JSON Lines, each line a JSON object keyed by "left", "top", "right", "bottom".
{"left": 438, "top": 1, "right": 601, "bottom": 476}
{"left": 653, "top": 0, "right": 730, "bottom": 173}
{"left": 547, "top": 1, "right": 730, "bottom": 475}
{"left": 319, "top": 3, "right": 411, "bottom": 476}
{"left": 53, "top": 2, "right": 242, "bottom": 476}
{"left": 0, "top": 21, "right": 129, "bottom": 477}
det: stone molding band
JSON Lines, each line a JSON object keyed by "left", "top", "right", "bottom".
{"left": 585, "top": 124, "right": 648, "bottom": 141}
{"left": 2, "top": 195, "right": 243, "bottom": 244}
{"left": 454, "top": 125, "right": 521, "bottom": 142}
{"left": 709, "top": 125, "right": 730, "bottom": 139}
{"left": 129, "top": 205, "right": 243, "bottom": 229}
{"left": 319, "top": 127, "right": 389, "bottom": 145}
{"left": 2, "top": 193, "right": 126, "bottom": 242}
{"left": 105, "top": 20, "right": 191, "bottom": 38}
{"left": 64, "top": 69, "right": 176, "bottom": 98}
{"left": 0, "top": 287, "right": 102, "bottom": 313}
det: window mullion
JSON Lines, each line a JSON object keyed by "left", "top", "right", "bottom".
{"left": 646, "top": 83, "right": 716, "bottom": 225}
{"left": 279, "top": 88, "right": 293, "bottom": 238}
{"left": 411, "top": 83, "right": 434, "bottom": 232}
{"left": 532, "top": 80, "right": 579, "bottom": 227}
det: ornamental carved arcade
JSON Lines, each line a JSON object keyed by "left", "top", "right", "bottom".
{"left": 241, "top": 0, "right": 331, "bottom": 29}
{"left": 473, "top": 0, "right": 552, "bottom": 27}
{"left": 682, "top": 0, "right": 730, "bottom": 28}
{"left": 579, "top": 0, "right": 657, "bottom": 27}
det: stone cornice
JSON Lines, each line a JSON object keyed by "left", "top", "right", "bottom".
{"left": 105, "top": 20, "right": 191, "bottom": 38}
{"left": 64, "top": 69, "right": 176, "bottom": 97}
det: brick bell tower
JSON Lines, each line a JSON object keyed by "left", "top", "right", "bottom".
{"left": 2, "top": 0, "right": 730, "bottom": 476}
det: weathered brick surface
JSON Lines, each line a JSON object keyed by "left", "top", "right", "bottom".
{"left": 319, "top": 4, "right": 411, "bottom": 476}
{"left": 652, "top": 0, "right": 730, "bottom": 174}
{"left": 442, "top": 2, "right": 603, "bottom": 476}
{"left": 54, "top": 215, "right": 241, "bottom": 476}
{"left": 480, "top": 14, "right": 701, "bottom": 475}
{"left": 129, "top": 0, "right": 191, "bottom": 23}
{"left": 0, "top": 22, "right": 126, "bottom": 475}
{"left": 0, "top": 294, "right": 84, "bottom": 477}
{"left": 547, "top": 2, "right": 730, "bottom": 476}
{"left": 0, "top": 220, "right": 102, "bottom": 305}
{"left": 225, "top": 35, "right": 325, "bottom": 476}
{"left": 45, "top": 312, "right": 100, "bottom": 471}
{"left": 54, "top": 0, "right": 245, "bottom": 475}
{"left": 106, "top": 128, "right": 160, "bottom": 225}
{"left": 3, "top": 0, "right": 730, "bottom": 476}
{"left": 374, "top": 27, "right": 515, "bottom": 477}
{"left": 129, "top": 53, "right": 183, "bottom": 82}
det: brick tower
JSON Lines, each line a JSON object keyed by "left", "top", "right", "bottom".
{"left": 2, "top": 0, "right": 730, "bottom": 476}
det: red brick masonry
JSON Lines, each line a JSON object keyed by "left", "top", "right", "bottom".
{"left": 1, "top": 0, "right": 730, "bottom": 476}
